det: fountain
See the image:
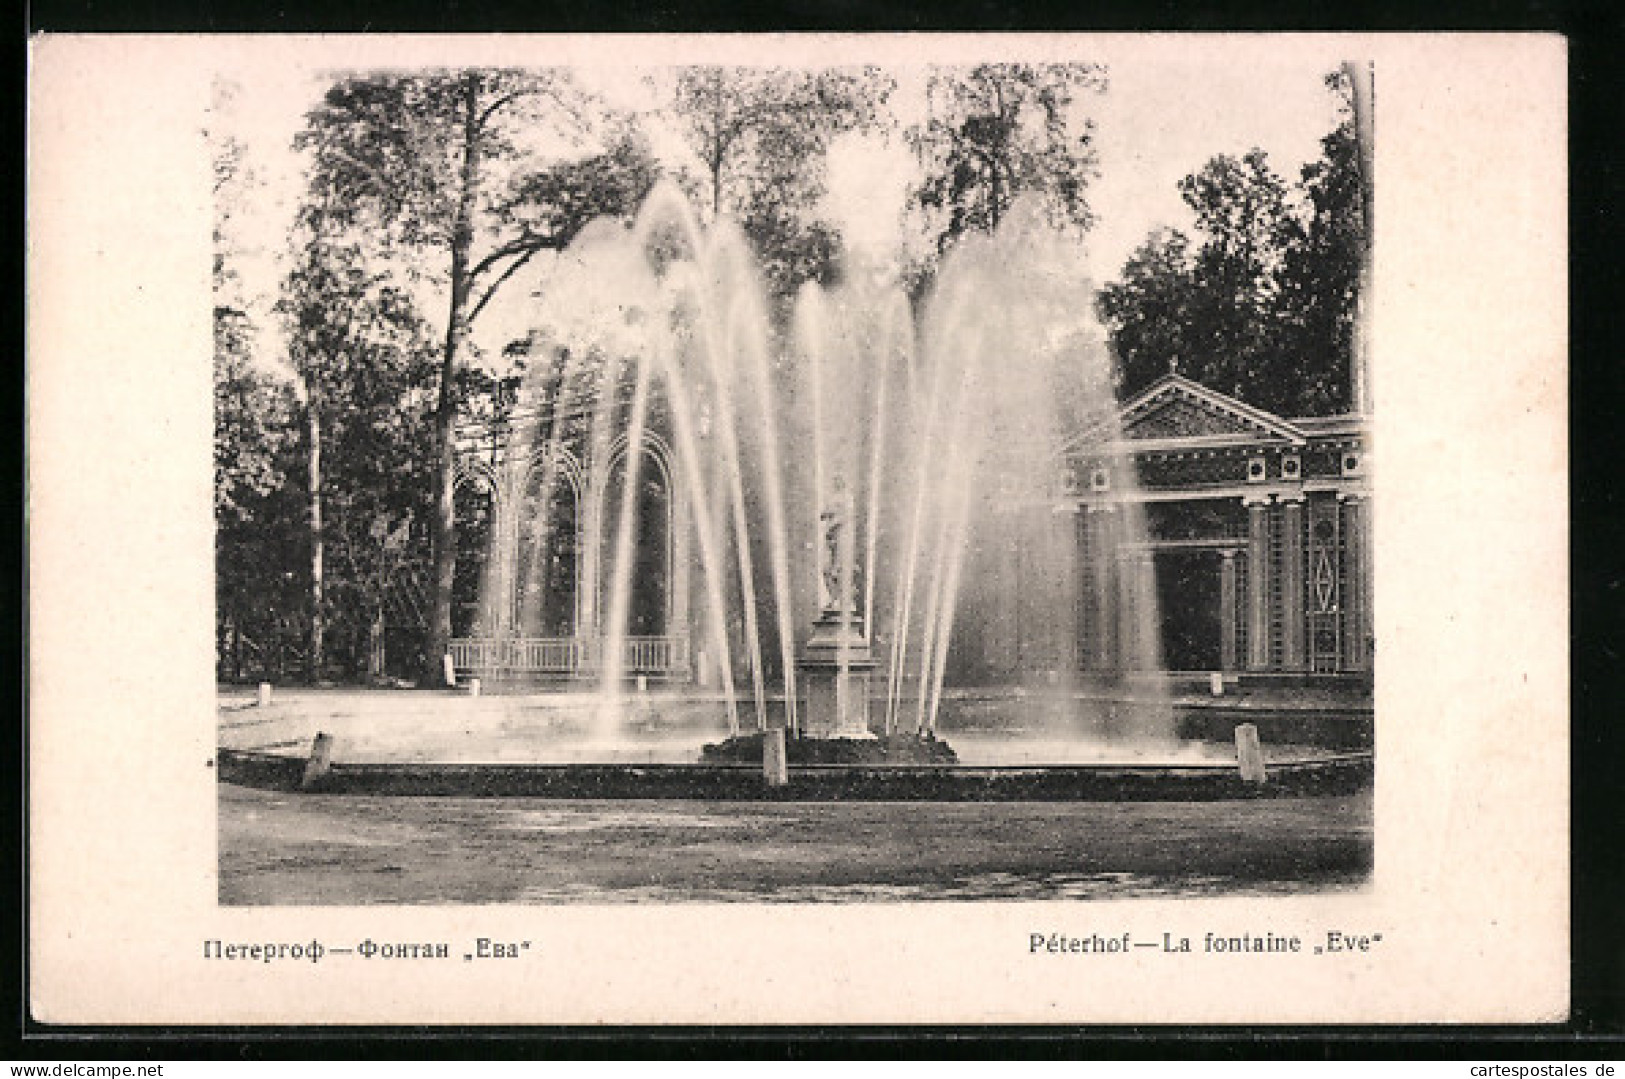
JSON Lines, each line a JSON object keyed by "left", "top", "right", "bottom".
{"left": 217, "top": 181, "right": 1374, "bottom": 800}
{"left": 468, "top": 182, "right": 1178, "bottom": 761}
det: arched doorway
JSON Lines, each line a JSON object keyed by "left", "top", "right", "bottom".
{"left": 451, "top": 467, "right": 496, "bottom": 638}
{"left": 513, "top": 453, "right": 581, "bottom": 638}
{"left": 600, "top": 443, "right": 673, "bottom": 639}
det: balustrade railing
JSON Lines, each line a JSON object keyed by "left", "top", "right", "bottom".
{"left": 448, "top": 635, "right": 691, "bottom": 678}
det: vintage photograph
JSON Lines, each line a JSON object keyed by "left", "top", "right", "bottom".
{"left": 29, "top": 31, "right": 1569, "bottom": 1027}
{"left": 209, "top": 48, "right": 1377, "bottom": 906}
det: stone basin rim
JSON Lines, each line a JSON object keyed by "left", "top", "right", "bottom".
{"left": 215, "top": 747, "right": 1374, "bottom": 801}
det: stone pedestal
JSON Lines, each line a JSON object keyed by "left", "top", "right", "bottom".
{"left": 1235, "top": 723, "right": 1267, "bottom": 785}
{"left": 799, "top": 609, "right": 877, "bottom": 740}
{"left": 762, "top": 727, "right": 789, "bottom": 786}
{"left": 301, "top": 732, "right": 334, "bottom": 790}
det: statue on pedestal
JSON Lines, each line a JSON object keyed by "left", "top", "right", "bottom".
{"left": 819, "top": 482, "right": 858, "bottom": 615}
{"left": 803, "top": 479, "right": 874, "bottom": 739}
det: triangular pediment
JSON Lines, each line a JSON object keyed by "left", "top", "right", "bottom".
{"left": 1117, "top": 375, "right": 1306, "bottom": 445}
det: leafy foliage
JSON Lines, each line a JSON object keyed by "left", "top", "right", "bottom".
{"left": 293, "top": 70, "right": 661, "bottom": 673}
{"left": 477, "top": 131, "right": 663, "bottom": 323}
{"left": 671, "top": 66, "right": 893, "bottom": 301}
{"left": 907, "top": 63, "right": 1106, "bottom": 272}
{"left": 1274, "top": 80, "right": 1364, "bottom": 415}
{"left": 215, "top": 62, "right": 1367, "bottom": 683}
{"left": 213, "top": 112, "right": 311, "bottom": 679}
{"left": 1095, "top": 228, "right": 1200, "bottom": 400}
{"left": 1097, "top": 73, "right": 1364, "bottom": 417}
{"left": 259, "top": 217, "right": 443, "bottom": 680}
{"left": 213, "top": 349, "right": 309, "bottom": 682}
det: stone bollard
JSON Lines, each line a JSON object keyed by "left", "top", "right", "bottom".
{"left": 442, "top": 653, "right": 457, "bottom": 688}
{"left": 1210, "top": 672, "right": 1225, "bottom": 697}
{"left": 468, "top": 678, "right": 481, "bottom": 698}
{"left": 1235, "top": 723, "right": 1267, "bottom": 784}
{"left": 301, "top": 732, "right": 334, "bottom": 789}
{"left": 763, "top": 727, "right": 788, "bottom": 788}
{"left": 257, "top": 682, "right": 273, "bottom": 707}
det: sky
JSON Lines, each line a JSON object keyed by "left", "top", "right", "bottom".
{"left": 821, "top": 55, "right": 1342, "bottom": 279}
{"left": 220, "top": 47, "right": 1350, "bottom": 373}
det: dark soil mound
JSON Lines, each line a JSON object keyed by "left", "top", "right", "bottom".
{"left": 701, "top": 731, "right": 959, "bottom": 765}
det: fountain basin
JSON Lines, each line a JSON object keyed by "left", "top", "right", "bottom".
{"left": 219, "top": 687, "right": 1369, "bottom": 764}
{"left": 217, "top": 685, "right": 1371, "bottom": 800}
{"left": 216, "top": 748, "right": 1371, "bottom": 801}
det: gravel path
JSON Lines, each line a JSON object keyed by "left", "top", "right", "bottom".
{"left": 219, "top": 783, "right": 1371, "bottom": 904}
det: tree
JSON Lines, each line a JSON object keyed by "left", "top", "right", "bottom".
{"left": 278, "top": 214, "right": 417, "bottom": 679}
{"left": 1274, "top": 72, "right": 1364, "bottom": 416}
{"left": 1095, "top": 228, "right": 1199, "bottom": 397}
{"left": 1176, "top": 148, "right": 1297, "bottom": 407}
{"left": 285, "top": 233, "right": 441, "bottom": 680}
{"left": 214, "top": 277, "right": 307, "bottom": 681}
{"left": 212, "top": 97, "right": 273, "bottom": 523}
{"left": 670, "top": 66, "right": 893, "bottom": 300}
{"left": 213, "top": 345, "right": 307, "bottom": 680}
{"left": 213, "top": 94, "right": 309, "bottom": 681}
{"left": 907, "top": 63, "right": 1106, "bottom": 268}
{"left": 213, "top": 129, "right": 276, "bottom": 521}
{"left": 1097, "top": 73, "right": 1365, "bottom": 416}
{"left": 295, "top": 71, "right": 659, "bottom": 679}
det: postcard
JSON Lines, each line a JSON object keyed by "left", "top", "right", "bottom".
{"left": 27, "top": 32, "right": 1567, "bottom": 1025}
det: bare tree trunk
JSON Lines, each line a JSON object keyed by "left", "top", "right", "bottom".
{"left": 710, "top": 73, "right": 726, "bottom": 220}
{"left": 427, "top": 74, "right": 484, "bottom": 683}
{"left": 1343, "top": 61, "right": 1376, "bottom": 417}
{"left": 987, "top": 78, "right": 1007, "bottom": 231}
{"left": 307, "top": 390, "right": 325, "bottom": 683}
{"left": 368, "top": 608, "right": 386, "bottom": 681}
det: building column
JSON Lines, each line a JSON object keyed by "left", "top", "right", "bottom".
{"left": 1115, "top": 545, "right": 1137, "bottom": 673}
{"left": 1134, "top": 551, "right": 1158, "bottom": 671}
{"left": 669, "top": 461, "right": 692, "bottom": 675}
{"left": 1218, "top": 548, "right": 1239, "bottom": 672}
{"left": 1085, "top": 505, "right": 1118, "bottom": 672}
{"left": 1280, "top": 494, "right": 1306, "bottom": 671}
{"left": 1056, "top": 505, "right": 1083, "bottom": 672}
{"left": 1117, "top": 548, "right": 1154, "bottom": 672}
{"left": 1245, "top": 495, "right": 1272, "bottom": 670}
{"left": 1340, "top": 493, "right": 1369, "bottom": 671}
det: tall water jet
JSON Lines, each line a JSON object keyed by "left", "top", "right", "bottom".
{"left": 471, "top": 181, "right": 1176, "bottom": 759}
